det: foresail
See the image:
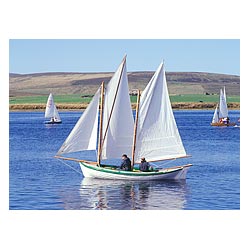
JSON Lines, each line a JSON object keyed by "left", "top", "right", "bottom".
{"left": 134, "top": 62, "right": 186, "bottom": 162}
{"left": 57, "top": 87, "right": 100, "bottom": 155}
{"left": 223, "top": 86, "right": 227, "bottom": 102}
{"left": 45, "top": 93, "right": 55, "bottom": 118}
{"left": 212, "top": 104, "right": 219, "bottom": 123}
{"left": 53, "top": 105, "right": 61, "bottom": 120}
{"left": 219, "top": 88, "right": 228, "bottom": 118}
{"left": 101, "top": 57, "right": 134, "bottom": 160}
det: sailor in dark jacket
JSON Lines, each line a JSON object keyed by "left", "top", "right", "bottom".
{"left": 139, "top": 157, "right": 150, "bottom": 172}
{"left": 120, "top": 154, "right": 132, "bottom": 171}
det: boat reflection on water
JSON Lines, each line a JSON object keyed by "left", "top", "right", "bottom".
{"left": 79, "top": 178, "right": 189, "bottom": 210}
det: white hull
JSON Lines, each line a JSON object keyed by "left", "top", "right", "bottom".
{"left": 80, "top": 162, "right": 191, "bottom": 180}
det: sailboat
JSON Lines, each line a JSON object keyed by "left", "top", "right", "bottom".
{"left": 211, "top": 87, "right": 236, "bottom": 126}
{"left": 55, "top": 56, "right": 191, "bottom": 180}
{"left": 44, "top": 93, "right": 62, "bottom": 124}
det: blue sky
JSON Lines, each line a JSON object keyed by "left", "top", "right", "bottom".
{"left": 9, "top": 39, "right": 240, "bottom": 75}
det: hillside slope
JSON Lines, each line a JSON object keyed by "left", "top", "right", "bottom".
{"left": 9, "top": 71, "right": 240, "bottom": 97}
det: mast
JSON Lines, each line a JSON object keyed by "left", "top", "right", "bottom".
{"left": 97, "top": 82, "right": 105, "bottom": 166}
{"left": 101, "top": 55, "right": 127, "bottom": 152}
{"left": 131, "top": 89, "right": 141, "bottom": 169}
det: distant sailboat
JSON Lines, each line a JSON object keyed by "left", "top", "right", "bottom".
{"left": 45, "top": 93, "right": 62, "bottom": 124}
{"left": 211, "top": 87, "right": 235, "bottom": 126}
{"left": 55, "top": 57, "right": 191, "bottom": 180}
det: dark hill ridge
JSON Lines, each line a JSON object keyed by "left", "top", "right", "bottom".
{"left": 9, "top": 71, "right": 240, "bottom": 96}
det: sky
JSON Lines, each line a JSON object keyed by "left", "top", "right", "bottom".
{"left": 9, "top": 39, "right": 240, "bottom": 75}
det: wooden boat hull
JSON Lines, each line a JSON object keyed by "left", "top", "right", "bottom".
{"left": 211, "top": 122, "right": 236, "bottom": 127}
{"left": 80, "top": 162, "right": 192, "bottom": 180}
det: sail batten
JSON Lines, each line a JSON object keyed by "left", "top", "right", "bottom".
{"left": 134, "top": 62, "right": 186, "bottom": 163}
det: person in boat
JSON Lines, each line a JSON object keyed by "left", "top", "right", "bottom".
{"left": 222, "top": 117, "right": 229, "bottom": 124}
{"left": 120, "top": 154, "right": 132, "bottom": 171}
{"left": 139, "top": 157, "right": 151, "bottom": 172}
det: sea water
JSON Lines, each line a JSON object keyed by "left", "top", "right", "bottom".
{"left": 9, "top": 110, "right": 240, "bottom": 210}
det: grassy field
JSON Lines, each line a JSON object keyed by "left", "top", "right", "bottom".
{"left": 9, "top": 94, "right": 240, "bottom": 105}
{"left": 170, "top": 94, "right": 240, "bottom": 103}
{"left": 9, "top": 94, "right": 91, "bottom": 104}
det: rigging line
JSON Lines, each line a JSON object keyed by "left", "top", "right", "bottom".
{"left": 131, "top": 89, "right": 141, "bottom": 168}
{"left": 57, "top": 158, "right": 82, "bottom": 175}
{"left": 97, "top": 82, "right": 105, "bottom": 165}
{"left": 150, "top": 158, "right": 177, "bottom": 168}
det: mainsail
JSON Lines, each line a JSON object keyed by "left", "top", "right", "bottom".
{"left": 134, "top": 62, "right": 186, "bottom": 162}
{"left": 219, "top": 88, "right": 228, "bottom": 118}
{"left": 101, "top": 56, "right": 134, "bottom": 160}
{"left": 57, "top": 87, "right": 100, "bottom": 155}
{"left": 45, "top": 93, "right": 55, "bottom": 118}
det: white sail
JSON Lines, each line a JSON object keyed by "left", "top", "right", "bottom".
{"left": 53, "top": 105, "right": 61, "bottom": 121}
{"left": 101, "top": 57, "right": 134, "bottom": 160}
{"left": 223, "top": 86, "right": 227, "bottom": 102}
{"left": 45, "top": 93, "right": 55, "bottom": 118}
{"left": 212, "top": 104, "right": 219, "bottom": 123}
{"left": 57, "top": 87, "right": 100, "bottom": 155}
{"left": 219, "top": 88, "right": 228, "bottom": 118}
{"left": 134, "top": 62, "right": 186, "bottom": 163}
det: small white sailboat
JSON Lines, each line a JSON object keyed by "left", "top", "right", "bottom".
{"left": 211, "top": 87, "right": 236, "bottom": 126}
{"left": 55, "top": 56, "right": 191, "bottom": 180}
{"left": 45, "top": 93, "right": 62, "bottom": 124}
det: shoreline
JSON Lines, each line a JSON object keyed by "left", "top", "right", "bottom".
{"left": 9, "top": 102, "right": 240, "bottom": 111}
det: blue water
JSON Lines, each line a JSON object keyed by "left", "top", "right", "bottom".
{"left": 9, "top": 110, "right": 240, "bottom": 210}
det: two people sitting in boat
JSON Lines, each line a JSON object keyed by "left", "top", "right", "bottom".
{"left": 50, "top": 117, "right": 60, "bottom": 123}
{"left": 219, "top": 117, "right": 230, "bottom": 125}
{"left": 45, "top": 116, "right": 61, "bottom": 124}
{"left": 120, "top": 154, "right": 153, "bottom": 172}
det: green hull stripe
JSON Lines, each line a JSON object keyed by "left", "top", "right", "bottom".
{"left": 80, "top": 162, "right": 182, "bottom": 176}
